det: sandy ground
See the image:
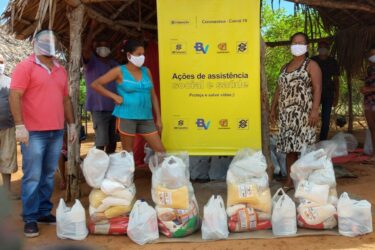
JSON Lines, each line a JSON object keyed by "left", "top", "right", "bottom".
{"left": 2, "top": 124, "right": 375, "bottom": 250}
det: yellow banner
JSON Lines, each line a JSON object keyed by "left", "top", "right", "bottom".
{"left": 157, "top": 0, "right": 261, "bottom": 155}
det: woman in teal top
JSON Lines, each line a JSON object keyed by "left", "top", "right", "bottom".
{"left": 92, "top": 40, "right": 165, "bottom": 153}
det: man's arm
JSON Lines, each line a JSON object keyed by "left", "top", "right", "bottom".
{"left": 9, "top": 90, "right": 24, "bottom": 125}
{"left": 9, "top": 90, "right": 29, "bottom": 144}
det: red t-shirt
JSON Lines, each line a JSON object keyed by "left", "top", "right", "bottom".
{"left": 10, "top": 54, "right": 68, "bottom": 131}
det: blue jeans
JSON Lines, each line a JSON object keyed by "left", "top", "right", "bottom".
{"left": 320, "top": 98, "right": 333, "bottom": 141}
{"left": 21, "top": 130, "right": 64, "bottom": 223}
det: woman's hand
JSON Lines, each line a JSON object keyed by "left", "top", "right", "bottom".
{"left": 112, "top": 95, "right": 123, "bottom": 105}
{"left": 308, "top": 109, "right": 319, "bottom": 127}
{"left": 156, "top": 119, "right": 163, "bottom": 133}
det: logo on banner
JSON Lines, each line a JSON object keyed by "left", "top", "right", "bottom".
{"left": 173, "top": 118, "right": 188, "bottom": 130}
{"left": 194, "top": 42, "right": 209, "bottom": 54}
{"left": 237, "top": 119, "right": 249, "bottom": 129}
{"left": 196, "top": 118, "right": 211, "bottom": 130}
{"left": 217, "top": 42, "right": 229, "bottom": 53}
{"left": 218, "top": 119, "right": 230, "bottom": 129}
{"left": 170, "top": 40, "right": 186, "bottom": 54}
{"left": 237, "top": 41, "right": 248, "bottom": 53}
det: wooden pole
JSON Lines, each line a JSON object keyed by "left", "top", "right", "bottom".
{"left": 66, "top": 3, "right": 85, "bottom": 201}
{"left": 261, "top": 37, "right": 273, "bottom": 179}
{"left": 347, "top": 72, "right": 353, "bottom": 133}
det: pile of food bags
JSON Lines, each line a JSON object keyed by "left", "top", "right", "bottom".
{"left": 291, "top": 148, "right": 338, "bottom": 230}
{"left": 226, "top": 149, "right": 272, "bottom": 232}
{"left": 149, "top": 153, "right": 200, "bottom": 238}
{"left": 83, "top": 149, "right": 136, "bottom": 235}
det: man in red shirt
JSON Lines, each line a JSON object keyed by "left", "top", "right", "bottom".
{"left": 9, "top": 30, "right": 77, "bottom": 238}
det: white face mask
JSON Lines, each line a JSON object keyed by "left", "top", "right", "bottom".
{"left": 369, "top": 55, "right": 375, "bottom": 63}
{"left": 96, "top": 47, "right": 111, "bottom": 58}
{"left": 0, "top": 64, "right": 4, "bottom": 75}
{"left": 128, "top": 54, "right": 145, "bottom": 67}
{"left": 291, "top": 44, "right": 307, "bottom": 57}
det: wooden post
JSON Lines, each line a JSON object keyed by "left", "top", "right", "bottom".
{"left": 347, "top": 72, "right": 353, "bottom": 133}
{"left": 261, "top": 38, "right": 273, "bottom": 179}
{"left": 66, "top": 4, "right": 84, "bottom": 201}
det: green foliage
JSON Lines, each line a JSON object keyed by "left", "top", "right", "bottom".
{"left": 261, "top": 4, "right": 365, "bottom": 117}
{"left": 262, "top": 5, "right": 328, "bottom": 95}
{"left": 79, "top": 78, "right": 86, "bottom": 106}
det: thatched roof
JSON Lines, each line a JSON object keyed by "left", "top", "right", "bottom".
{"left": 0, "top": 25, "right": 32, "bottom": 76}
{"left": 1, "top": 0, "right": 374, "bottom": 76}
{"left": 1, "top": 0, "right": 157, "bottom": 62}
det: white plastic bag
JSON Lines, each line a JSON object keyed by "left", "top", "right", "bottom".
{"left": 290, "top": 149, "right": 326, "bottom": 182}
{"left": 332, "top": 132, "right": 358, "bottom": 153}
{"left": 272, "top": 188, "right": 297, "bottom": 236}
{"left": 127, "top": 200, "right": 159, "bottom": 245}
{"left": 307, "top": 158, "right": 336, "bottom": 188}
{"left": 82, "top": 148, "right": 110, "bottom": 188}
{"left": 229, "top": 149, "right": 267, "bottom": 179}
{"left": 295, "top": 180, "right": 329, "bottom": 205}
{"left": 338, "top": 192, "right": 373, "bottom": 237}
{"left": 106, "top": 151, "right": 135, "bottom": 187}
{"left": 101, "top": 178, "right": 125, "bottom": 195}
{"left": 297, "top": 203, "right": 336, "bottom": 226}
{"left": 56, "top": 199, "right": 88, "bottom": 240}
{"left": 364, "top": 129, "right": 373, "bottom": 156}
{"left": 202, "top": 195, "right": 229, "bottom": 240}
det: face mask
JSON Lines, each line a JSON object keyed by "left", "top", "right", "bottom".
{"left": 34, "top": 31, "right": 57, "bottom": 57}
{"left": 318, "top": 48, "right": 329, "bottom": 56}
{"left": 128, "top": 54, "right": 145, "bottom": 67}
{"left": 0, "top": 64, "right": 4, "bottom": 75}
{"left": 291, "top": 44, "right": 307, "bottom": 57}
{"left": 369, "top": 55, "right": 375, "bottom": 63}
{"left": 96, "top": 47, "right": 111, "bottom": 58}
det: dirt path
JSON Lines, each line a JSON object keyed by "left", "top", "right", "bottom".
{"left": 3, "top": 127, "right": 375, "bottom": 250}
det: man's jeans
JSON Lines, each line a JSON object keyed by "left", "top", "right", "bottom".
{"left": 320, "top": 98, "right": 333, "bottom": 141}
{"left": 21, "top": 130, "right": 64, "bottom": 223}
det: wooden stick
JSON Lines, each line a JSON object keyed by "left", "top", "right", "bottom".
{"left": 66, "top": 3, "right": 85, "bottom": 201}
{"left": 110, "top": 0, "right": 136, "bottom": 20}
{"left": 117, "top": 20, "right": 156, "bottom": 30}
{"left": 266, "top": 36, "right": 333, "bottom": 47}
{"left": 82, "top": 0, "right": 130, "bottom": 3}
{"left": 260, "top": 37, "right": 273, "bottom": 179}
{"left": 85, "top": 6, "right": 139, "bottom": 36}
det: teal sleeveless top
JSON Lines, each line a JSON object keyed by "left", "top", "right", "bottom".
{"left": 112, "top": 65, "right": 153, "bottom": 120}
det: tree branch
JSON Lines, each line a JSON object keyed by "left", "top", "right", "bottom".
{"left": 286, "top": 0, "right": 375, "bottom": 13}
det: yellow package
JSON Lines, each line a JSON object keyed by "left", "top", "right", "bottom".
{"left": 104, "top": 204, "right": 133, "bottom": 219}
{"left": 227, "top": 183, "right": 259, "bottom": 207}
{"left": 89, "top": 189, "right": 107, "bottom": 208}
{"left": 251, "top": 188, "right": 271, "bottom": 214}
{"left": 156, "top": 185, "right": 189, "bottom": 209}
